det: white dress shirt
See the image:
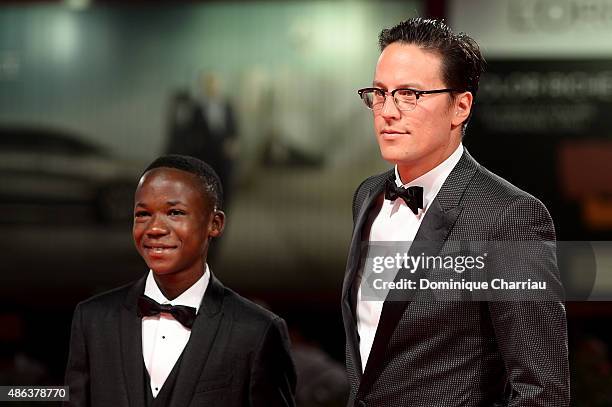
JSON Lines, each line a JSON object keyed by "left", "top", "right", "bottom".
{"left": 141, "top": 266, "right": 210, "bottom": 397}
{"left": 357, "top": 144, "right": 464, "bottom": 371}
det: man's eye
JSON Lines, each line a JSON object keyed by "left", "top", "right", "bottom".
{"left": 134, "top": 211, "right": 150, "bottom": 218}
{"left": 396, "top": 89, "right": 415, "bottom": 98}
{"left": 168, "top": 209, "right": 186, "bottom": 216}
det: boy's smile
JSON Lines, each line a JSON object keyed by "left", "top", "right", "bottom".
{"left": 132, "top": 167, "right": 223, "bottom": 289}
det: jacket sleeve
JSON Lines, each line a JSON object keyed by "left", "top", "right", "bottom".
{"left": 249, "top": 317, "right": 297, "bottom": 407}
{"left": 487, "top": 196, "right": 570, "bottom": 406}
{"left": 64, "top": 304, "right": 90, "bottom": 407}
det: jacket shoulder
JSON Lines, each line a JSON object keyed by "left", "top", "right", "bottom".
{"left": 74, "top": 281, "right": 135, "bottom": 315}
{"left": 469, "top": 164, "right": 549, "bottom": 209}
{"left": 221, "top": 287, "right": 285, "bottom": 327}
{"left": 463, "top": 164, "right": 555, "bottom": 239}
{"left": 352, "top": 170, "right": 393, "bottom": 222}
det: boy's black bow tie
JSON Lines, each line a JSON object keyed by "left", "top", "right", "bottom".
{"left": 384, "top": 179, "right": 424, "bottom": 214}
{"left": 137, "top": 295, "right": 197, "bottom": 329}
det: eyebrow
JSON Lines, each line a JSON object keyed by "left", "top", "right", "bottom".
{"left": 134, "top": 200, "right": 186, "bottom": 208}
{"left": 372, "top": 80, "right": 423, "bottom": 89}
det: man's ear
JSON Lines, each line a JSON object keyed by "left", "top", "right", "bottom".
{"left": 451, "top": 91, "right": 473, "bottom": 127}
{"left": 209, "top": 210, "right": 226, "bottom": 238}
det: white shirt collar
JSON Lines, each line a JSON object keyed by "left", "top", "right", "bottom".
{"left": 143, "top": 265, "right": 211, "bottom": 313}
{"left": 394, "top": 143, "right": 464, "bottom": 210}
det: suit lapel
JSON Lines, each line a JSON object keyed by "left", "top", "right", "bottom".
{"left": 120, "top": 276, "right": 147, "bottom": 407}
{"left": 357, "top": 149, "right": 480, "bottom": 396}
{"left": 167, "top": 274, "right": 225, "bottom": 407}
{"left": 342, "top": 171, "right": 391, "bottom": 377}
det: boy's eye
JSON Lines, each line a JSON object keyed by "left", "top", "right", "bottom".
{"left": 168, "top": 209, "right": 186, "bottom": 216}
{"left": 134, "top": 210, "right": 150, "bottom": 218}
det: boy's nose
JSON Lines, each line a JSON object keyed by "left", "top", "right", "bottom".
{"left": 146, "top": 215, "right": 169, "bottom": 236}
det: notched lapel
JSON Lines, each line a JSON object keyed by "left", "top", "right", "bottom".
{"left": 168, "top": 274, "right": 226, "bottom": 407}
{"left": 392, "top": 199, "right": 464, "bottom": 302}
{"left": 342, "top": 171, "right": 392, "bottom": 315}
{"left": 120, "top": 276, "right": 147, "bottom": 407}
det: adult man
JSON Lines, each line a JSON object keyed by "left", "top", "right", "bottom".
{"left": 341, "top": 18, "right": 569, "bottom": 406}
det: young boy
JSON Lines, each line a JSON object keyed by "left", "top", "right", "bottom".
{"left": 64, "top": 155, "right": 296, "bottom": 407}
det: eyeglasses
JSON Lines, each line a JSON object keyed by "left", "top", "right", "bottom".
{"left": 357, "top": 87, "right": 458, "bottom": 112}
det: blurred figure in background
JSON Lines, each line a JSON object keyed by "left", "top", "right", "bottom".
{"left": 165, "top": 89, "right": 200, "bottom": 159}
{"left": 0, "top": 313, "right": 49, "bottom": 386}
{"left": 194, "top": 73, "right": 239, "bottom": 209}
{"left": 572, "top": 336, "right": 612, "bottom": 406}
{"left": 166, "top": 73, "right": 239, "bottom": 209}
{"left": 289, "top": 326, "right": 349, "bottom": 407}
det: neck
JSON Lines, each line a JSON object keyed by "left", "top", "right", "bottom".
{"left": 153, "top": 267, "right": 205, "bottom": 301}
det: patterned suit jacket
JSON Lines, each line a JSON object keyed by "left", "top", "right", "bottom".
{"left": 341, "top": 149, "right": 569, "bottom": 407}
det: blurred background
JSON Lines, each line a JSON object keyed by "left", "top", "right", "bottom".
{"left": 1, "top": 0, "right": 611, "bottom": 405}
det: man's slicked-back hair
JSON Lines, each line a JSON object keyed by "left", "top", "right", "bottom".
{"left": 379, "top": 18, "right": 485, "bottom": 98}
{"left": 142, "top": 154, "right": 224, "bottom": 210}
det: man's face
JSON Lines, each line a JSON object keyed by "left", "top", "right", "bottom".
{"left": 133, "top": 168, "right": 221, "bottom": 279}
{"left": 373, "top": 42, "right": 464, "bottom": 178}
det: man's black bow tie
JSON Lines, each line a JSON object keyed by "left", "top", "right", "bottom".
{"left": 384, "top": 178, "right": 424, "bottom": 214}
{"left": 137, "top": 295, "right": 197, "bottom": 329}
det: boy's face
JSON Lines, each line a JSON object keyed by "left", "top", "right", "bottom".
{"left": 132, "top": 167, "right": 223, "bottom": 279}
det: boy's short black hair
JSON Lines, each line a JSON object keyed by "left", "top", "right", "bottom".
{"left": 142, "top": 154, "right": 224, "bottom": 210}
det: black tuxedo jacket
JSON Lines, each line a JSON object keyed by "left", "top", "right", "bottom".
{"left": 65, "top": 273, "right": 296, "bottom": 407}
{"left": 342, "top": 150, "right": 569, "bottom": 407}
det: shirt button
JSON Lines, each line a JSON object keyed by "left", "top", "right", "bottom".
{"left": 162, "top": 336, "right": 165, "bottom": 339}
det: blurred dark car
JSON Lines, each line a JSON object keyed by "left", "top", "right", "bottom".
{"left": 0, "top": 126, "right": 142, "bottom": 224}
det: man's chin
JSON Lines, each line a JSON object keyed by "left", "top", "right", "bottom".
{"left": 380, "top": 150, "right": 414, "bottom": 166}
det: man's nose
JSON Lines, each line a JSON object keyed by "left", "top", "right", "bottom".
{"left": 146, "top": 215, "right": 169, "bottom": 237}
{"left": 379, "top": 95, "right": 401, "bottom": 120}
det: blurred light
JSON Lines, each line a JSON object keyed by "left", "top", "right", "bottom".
{"left": 0, "top": 52, "right": 20, "bottom": 80}
{"left": 288, "top": 5, "right": 369, "bottom": 64}
{"left": 64, "top": 0, "right": 91, "bottom": 11}
{"left": 548, "top": 4, "right": 565, "bottom": 20}
{"left": 51, "top": 12, "right": 80, "bottom": 62}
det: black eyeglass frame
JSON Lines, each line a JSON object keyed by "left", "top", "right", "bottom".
{"left": 357, "top": 87, "right": 460, "bottom": 111}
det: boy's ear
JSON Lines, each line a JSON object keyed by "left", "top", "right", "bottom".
{"left": 209, "top": 210, "right": 225, "bottom": 238}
